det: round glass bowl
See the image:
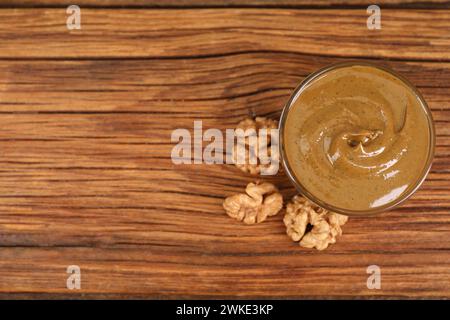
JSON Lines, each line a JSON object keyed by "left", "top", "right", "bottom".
{"left": 279, "top": 61, "right": 435, "bottom": 216}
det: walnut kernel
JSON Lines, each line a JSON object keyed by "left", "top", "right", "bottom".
{"left": 223, "top": 182, "right": 283, "bottom": 224}
{"left": 232, "top": 117, "right": 279, "bottom": 175}
{"left": 283, "top": 195, "right": 348, "bottom": 250}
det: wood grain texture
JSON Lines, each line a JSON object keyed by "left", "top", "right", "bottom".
{"left": 0, "top": 8, "right": 449, "bottom": 298}
{"left": 1, "top": 0, "right": 449, "bottom": 8}
{"left": 0, "top": 9, "right": 449, "bottom": 60}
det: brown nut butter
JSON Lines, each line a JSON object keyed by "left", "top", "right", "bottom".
{"left": 280, "top": 62, "right": 435, "bottom": 215}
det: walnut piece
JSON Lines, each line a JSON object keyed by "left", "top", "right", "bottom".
{"left": 223, "top": 181, "right": 283, "bottom": 224}
{"left": 283, "top": 195, "right": 348, "bottom": 250}
{"left": 232, "top": 117, "right": 279, "bottom": 175}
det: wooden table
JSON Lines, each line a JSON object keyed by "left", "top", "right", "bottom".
{"left": 0, "top": 0, "right": 449, "bottom": 299}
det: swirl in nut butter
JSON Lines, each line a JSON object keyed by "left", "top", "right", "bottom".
{"left": 284, "top": 65, "right": 433, "bottom": 212}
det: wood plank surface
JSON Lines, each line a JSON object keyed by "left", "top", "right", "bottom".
{"left": 1, "top": 9, "right": 449, "bottom": 60}
{"left": 0, "top": 7, "right": 449, "bottom": 298}
{"left": 1, "top": 0, "right": 449, "bottom": 8}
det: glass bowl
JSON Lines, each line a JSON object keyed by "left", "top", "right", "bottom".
{"left": 278, "top": 61, "right": 436, "bottom": 216}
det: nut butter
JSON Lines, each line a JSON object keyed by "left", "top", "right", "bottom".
{"left": 280, "top": 62, "right": 435, "bottom": 215}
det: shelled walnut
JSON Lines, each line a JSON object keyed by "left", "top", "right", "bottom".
{"left": 223, "top": 181, "right": 283, "bottom": 224}
{"left": 232, "top": 117, "right": 279, "bottom": 175}
{"left": 284, "top": 195, "right": 348, "bottom": 250}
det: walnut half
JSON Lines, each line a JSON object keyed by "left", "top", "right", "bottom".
{"left": 232, "top": 117, "right": 279, "bottom": 175}
{"left": 283, "top": 195, "right": 348, "bottom": 250}
{"left": 223, "top": 182, "right": 283, "bottom": 224}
